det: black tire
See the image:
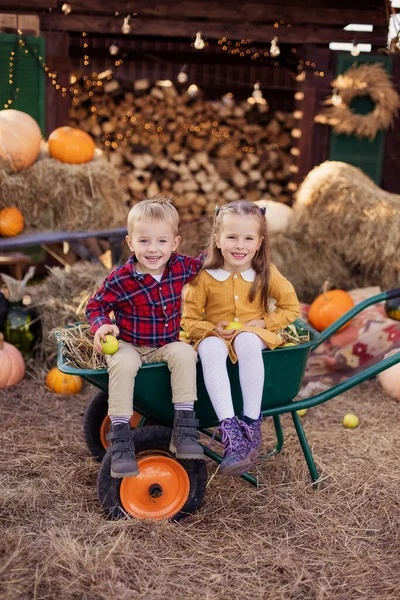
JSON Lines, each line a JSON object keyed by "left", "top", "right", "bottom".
{"left": 97, "top": 425, "right": 208, "bottom": 522}
{"left": 83, "top": 390, "right": 108, "bottom": 461}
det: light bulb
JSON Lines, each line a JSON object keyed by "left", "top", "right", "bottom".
{"left": 270, "top": 37, "right": 280, "bottom": 58}
{"left": 187, "top": 84, "right": 199, "bottom": 97}
{"left": 61, "top": 3, "right": 71, "bottom": 15}
{"left": 252, "top": 81, "right": 263, "bottom": 101}
{"left": 194, "top": 32, "right": 205, "bottom": 50}
{"left": 177, "top": 65, "right": 188, "bottom": 83}
{"left": 122, "top": 15, "right": 131, "bottom": 34}
{"left": 350, "top": 43, "right": 360, "bottom": 56}
{"left": 222, "top": 92, "right": 234, "bottom": 105}
{"left": 331, "top": 88, "right": 342, "bottom": 106}
{"left": 109, "top": 44, "right": 119, "bottom": 56}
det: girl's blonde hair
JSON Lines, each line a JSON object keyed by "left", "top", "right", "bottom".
{"left": 127, "top": 197, "right": 179, "bottom": 237}
{"left": 204, "top": 200, "right": 271, "bottom": 312}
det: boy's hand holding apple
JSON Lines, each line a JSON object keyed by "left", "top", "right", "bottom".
{"left": 94, "top": 324, "right": 120, "bottom": 353}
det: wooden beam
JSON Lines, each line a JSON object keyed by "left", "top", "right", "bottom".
{"left": 39, "top": 14, "right": 386, "bottom": 45}
{"left": 0, "top": 1, "right": 389, "bottom": 27}
{"left": 0, "top": 12, "right": 39, "bottom": 35}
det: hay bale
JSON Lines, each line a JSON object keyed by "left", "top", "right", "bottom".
{"left": 269, "top": 231, "right": 360, "bottom": 303}
{"left": 293, "top": 161, "right": 400, "bottom": 290}
{"left": 31, "top": 262, "right": 108, "bottom": 365}
{"left": 0, "top": 152, "right": 128, "bottom": 232}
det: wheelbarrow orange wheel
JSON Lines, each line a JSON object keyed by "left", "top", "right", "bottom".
{"left": 83, "top": 390, "right": 144, "bottom": 461}
{"left": 97, "top": 425, "right": 207, "bottom": 521}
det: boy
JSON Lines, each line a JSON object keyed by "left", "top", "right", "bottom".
{"left": 86, "top": 198, "right": 204, "bottom": 478}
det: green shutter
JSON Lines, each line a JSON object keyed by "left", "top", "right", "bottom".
{"left": 329, "top": 54, "right": 392, "bottom": 185}
{"left": 0, "top": 33, "right": 45, "bottom": 133}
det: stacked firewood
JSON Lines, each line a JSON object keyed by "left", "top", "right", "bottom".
{"left": 69, "top": 76, "right": 297, "bottom": 220}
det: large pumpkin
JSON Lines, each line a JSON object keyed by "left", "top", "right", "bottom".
{"left": 48, "top": 127, "right": 95, "bottom": 164}
{"left": 0, "top": 207, "right": 24, "bottom": 237}
{"left": 308, "top": 286, "right": 354, "bottom": 332}
{"left": 0, "top": 109, "right": 42, "bottom": 172}
{"left": 0, "top": 332, "right": 25, "bottom": 388}
{"left": 46, "top": 367, "right": 83, "bottom": 395}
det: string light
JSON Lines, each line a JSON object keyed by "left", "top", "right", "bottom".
{"left": 61, "top": 3, "right": 71, "bottom": 15}
{"left": 350, "top": 42, "right": 360, "bottom": 56}
{"left": 177, "top": 64, "right": 188, "bottom": 83}
{"left": 194, "top": 31, "right": 205, "bottom": 50}
{"left": 331, "top": 88, "right": 342, "bottom": 106}
{"left": 109, "top": 43, "right": 119, "bottom": 56}
{"left": 122, "top": 15, "right": 132, "bottom": 34}
{"left": 187, "top": 84, "right": 199, "bottom": 97}
{"left": 270, "top": 37, "right": 280, "bottom": 58}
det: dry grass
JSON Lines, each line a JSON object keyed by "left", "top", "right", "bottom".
{"left": 1, "top": 376, "right": 400, "bottom": 600}
{"left": 0, "top": 153, "right": 128, "bottom": 233}
{"left": 293, "top": 161, "right": 400, "bottom": 290}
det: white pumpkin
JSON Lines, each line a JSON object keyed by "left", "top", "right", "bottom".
{"left": 0, "top": 109, "right": 42, "bottom": 172}
{"left": 254, "top": 199, "right": 293, "bottom": 233}
{"left": 377, "top": 349, "right": 400, "bottom": 401}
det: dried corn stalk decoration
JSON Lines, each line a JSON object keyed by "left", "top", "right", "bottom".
{"left": 314, "top": 63, "right": 400, "bottom": 140}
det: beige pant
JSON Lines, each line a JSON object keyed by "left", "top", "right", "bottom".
{"left": 106, "top": 339, "right": 198, "bottom": 416}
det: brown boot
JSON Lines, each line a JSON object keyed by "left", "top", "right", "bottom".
{"left": 106, "top": 422, "right": 139, "bottom": 478}
{"left": 169, "top": 410, "right": 204, "bottom": 460}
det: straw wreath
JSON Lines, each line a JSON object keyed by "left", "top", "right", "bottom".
{"left": 314, "top": 63, "right": 400, "bottom": 140}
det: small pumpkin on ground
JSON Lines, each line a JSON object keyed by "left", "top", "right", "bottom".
{"left": 48, "top": 126, "right": 95, "bottom": 164}
{"left": 46, "top": 367, "right": 83, "bottom": 395}
{"left": 385, "top": 298, "right": 400, "bottom": 321}
{"left": 308, "top": 280, "right": 354, "bottom": 332}
{"left": 0, "top": 207, "right": 24, "bottom": 237}
{"left": 378, "top": 350, "right": 400, "bottom": 401}
{"left": 0, "top": 332, "right": 25, "bottom": 388}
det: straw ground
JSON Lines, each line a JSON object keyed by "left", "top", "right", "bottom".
{"left": 1, "top": 376, "right": 399, "bottom": 600}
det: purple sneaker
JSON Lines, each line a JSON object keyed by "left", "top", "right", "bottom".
{"left": 239, "top": 414, "right": 263, "bottom": 465}
{"left": 217, "top": 416, "right": 253, "bottom": 476}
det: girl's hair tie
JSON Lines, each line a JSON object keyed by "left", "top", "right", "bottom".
{"left": 214, "top": 205, "right": 220, "bottom": 216}
{"left": 259, "top": 206, "right": 266, "bottom": 215}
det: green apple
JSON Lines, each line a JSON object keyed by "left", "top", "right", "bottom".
{"left": 224, "top": 322, "right": 243, "bottom": 331}
{"left": 343, "top": 413, "right": 359, "bottom": 429}
{"left": 179, "top": 331, "right": 189, "bottom": 342}
{"left": 100, "top": 334, "right": 119, "bottom": 355}
{"left": 296, "top": 408, "right": 308, "bottom": 417}
{"left": 283, "top": 342, "right": 296, "bottom": 347}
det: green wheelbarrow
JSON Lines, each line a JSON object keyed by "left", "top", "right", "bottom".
{"left": 57, "top": 288, "right": 400, "bottom": 521}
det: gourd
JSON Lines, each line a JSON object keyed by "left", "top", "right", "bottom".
{"left": 0, "top": 332, "right": 25, "bottom": 388}
{"left": 385, "top": 298, "right": 400, "bottom": 321}
{"left": 308, "top": 281, "right": 354, "bottom": 332}
{"left": 48, "top": 126, "right": 95, "bottom": 164}
{"left": 46, "top": 367, "right": 83, "bottom": 395}
{"left": 378, "top": 350, "right": 400, "bottom": 401}
{"left": 0, "top": 109, "right": 42, "bottom": 172}
{"left": 0, "top": 207, "right": 24, "bottom": 237}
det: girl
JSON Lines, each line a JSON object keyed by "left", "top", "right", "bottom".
{"left": 181, "top": 201, "right": 300, "bottom": 476}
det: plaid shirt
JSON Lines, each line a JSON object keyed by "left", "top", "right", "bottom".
{"left": 86, "top": 253, "right": 203, "bottom": 347}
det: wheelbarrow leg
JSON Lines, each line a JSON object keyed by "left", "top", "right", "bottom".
{"left": 259, "top": 414, "right": 284, "bottom": 459}
{"left": 291, "top": 411, "right": 320, "bottom": 484}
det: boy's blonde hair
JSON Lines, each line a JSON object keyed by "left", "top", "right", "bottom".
{"left": 127, "top": 197, "right": 180, "bottom": 238}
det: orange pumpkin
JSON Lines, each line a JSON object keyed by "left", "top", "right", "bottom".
{"left": 0, "top": 109, "right": 42, "bottom": 172}
{"left": 0, "top": 332, "right": 25, "bottom": 388}
{"left": 308, "top": 287, "right": 354, "bottom": 332}
{"left": 48, "top": 127, "right": 95, "bottom": 164}
{"left": 46, "top": 367, "right": 83, "bottom": 395}
{"left": 0, "top": 207, "right": 24, "bottom": 237}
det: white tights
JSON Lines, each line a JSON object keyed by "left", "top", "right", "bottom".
{"left": 197, "top": 332, "right": 266, "bottom": 422}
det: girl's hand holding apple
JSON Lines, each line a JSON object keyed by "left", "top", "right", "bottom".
{"left": 214, "top": 321, "right": 235, "bottom": 339}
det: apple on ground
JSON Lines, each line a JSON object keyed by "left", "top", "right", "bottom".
{"left": 342, "top": 413, "right": 359, "bottom": 428}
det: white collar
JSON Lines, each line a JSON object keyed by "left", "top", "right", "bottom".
{"left": 205, "top": 268, "right": 255, "bottom": 282}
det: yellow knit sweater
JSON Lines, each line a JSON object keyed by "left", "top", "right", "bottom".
{"left": 181, "top": 264, "right": 301, "bottom": 363}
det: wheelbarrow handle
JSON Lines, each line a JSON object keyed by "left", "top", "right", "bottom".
{"left": 312, "top": 288, "right": 400, "bottom": 349}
